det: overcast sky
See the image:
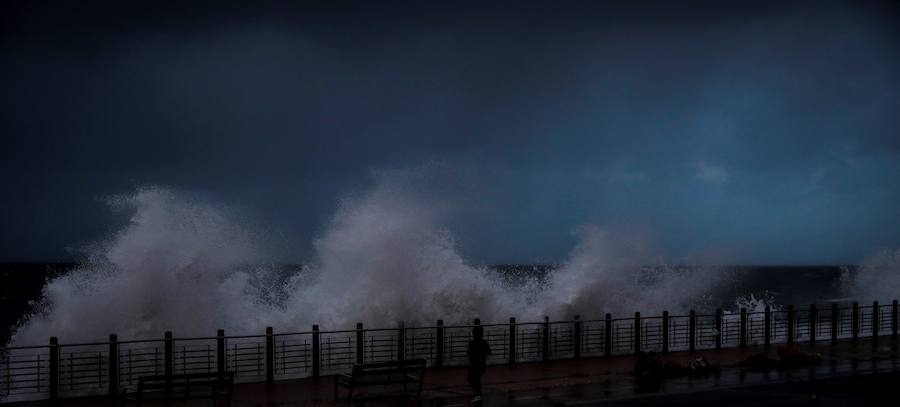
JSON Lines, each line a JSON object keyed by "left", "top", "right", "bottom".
{"left": 2, "top": 1, "right": 899, "bottom": 264}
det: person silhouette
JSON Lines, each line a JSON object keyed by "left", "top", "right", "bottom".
{"left": 467, "top": 325, "right": 491, "bottom": 403}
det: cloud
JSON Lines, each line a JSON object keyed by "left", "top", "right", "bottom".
{"left": 2, "top": 1, "right": 900, "bottom": 264}
{"left": 694, "top": 160, "right": 730, "bottom": 185}
{"left": 799, "top": 168, "right": 826, "bottom": 195}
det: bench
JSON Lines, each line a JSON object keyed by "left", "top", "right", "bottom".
{"left": 121, "top": 371, "right": 234, "bottom": 406}
{"left": 334, "top": 359, "right": 426, "bottom": 402}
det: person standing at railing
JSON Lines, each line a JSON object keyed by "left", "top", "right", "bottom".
{"left": 467, "top": 325, "right": 491, "bottom": 403}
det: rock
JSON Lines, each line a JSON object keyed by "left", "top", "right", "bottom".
{"left": 688, "top": 356, "right": 720, "bottom": 376}
{"left": 660, "top": 360, "right": 689, "bottom": 377}
{"left": 777, "top": 347, "right": 822, "bottom": 367}
{"left": 632, "top": 351, "right": 690, "bottom": 392}
{"left": 633, "top": 351, "right": 664, "bottom": 377}
{"left": 741, "top": 353, "right": 779, "bottom": 369}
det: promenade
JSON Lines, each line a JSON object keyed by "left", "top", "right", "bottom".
{"left": 17, "top": 339, "right": 899, "bottom": 406}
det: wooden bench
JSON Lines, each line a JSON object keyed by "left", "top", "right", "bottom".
{"left": 334, "top": 359, "right": 426, "bottom": 402}
{"left": 121, "top": 371, "right": 234, "bottom": 406}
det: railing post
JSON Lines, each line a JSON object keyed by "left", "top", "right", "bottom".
{"left": 604, "top": 313, "right": 612, "bottom": 357}
{"left": 216, "top": 329, "right": 225, "bottom": 380}
{"left": 715, "top": 308, "right": 723, "bottom": 351}
{"left": 739, "top": 308, "right": 747, "bottom": 349}
{"left": 435, "top": 320, "right": 444, "bottom": 368}
{"left": 573, "top": 315, "right": 582, "bottom": 359}
{"left": 108, "top": 334, "right": 118, "bottom": 396}
{"left": 852, "top": 302, "right": 859, "bottom": 344}
{"left": 633, "top": 312, "right": 642, "bottom": 354}
{"left": 893, "top": 300, "right": 898, "bottom": 348}
{"left": 49, "top": 336, "right": 59, "bottom": 403}
{"left": 809, "top": 304, "right": 817, "bottom": 346}
{"left": 542, "top": 316, "right": 550, "bottom": 362}
{"left": 688, "top": 310, "right": 696, "bottom": 353}
{"left": 764, "top": 306, "right": 771, "bottom": 348}
{"left": 787, "top": 305, "right": 795, "bottom": 345}
{"left": 398, "top": 321, "right": 406, "bottom": 363}
{"left": 265, "top": 327, "right": 274, "bottom": 384}
{"left": 872, "top": 301, "right": 879, "bottom": 350}
{"left": 164, "top": 331, "right": 173, "bottom": 389}
{"left": 662, "top": 311, "right": 670, "bottom": 354}
{"left": 356, "top": 323, "right": 364, "bottom": 365}
{"left": 312, "top": 325, "right": 320, "bottom": 378}
{"left": 831, "top": 304, "right": 838, "bottom": 345}
{"left": 508, "top": 318, "right": 516, "bottom": 365}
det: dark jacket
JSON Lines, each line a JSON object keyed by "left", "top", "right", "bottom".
{"left": 467, "top": 338, "right": 491, "bottom": 370}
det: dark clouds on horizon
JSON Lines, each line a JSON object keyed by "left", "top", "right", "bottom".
{"left": 2, "top": 1, "right": 899, "bottom": 264}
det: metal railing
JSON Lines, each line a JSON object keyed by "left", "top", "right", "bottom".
{"left": 2, "top": 300, "right": 898, "bottom": 403}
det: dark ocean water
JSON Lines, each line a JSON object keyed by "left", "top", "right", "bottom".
{"left": 0, "top": 263, "right": 852, "bottom": 347}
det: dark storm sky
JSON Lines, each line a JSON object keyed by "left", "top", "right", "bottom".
{"left": 2, "top": 1, "right": 899, "bottom": 264}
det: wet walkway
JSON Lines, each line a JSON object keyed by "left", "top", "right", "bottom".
{"left": 15, "top": 339, "right": 900, "bottom": 406}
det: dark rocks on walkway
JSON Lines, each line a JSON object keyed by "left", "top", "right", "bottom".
{"left": 687, "top": 356, "right": 721, "bottom": 376}
{"left": 777, "top": 347, "right": 822, "bottom": 367}
{"left": 741, "top": 353, "right": 780, "bottom": 369}
{"left": 634, "top": 353, "right": 720, "bottom": 391}
{"left": 740, "top": 348, "right": 823, "bottom": 371}
{"left": 633, "top": 352, "right": 689, "bottom": 380}
{"left": 633, "top": 352, "right": 722, "bottom": 379}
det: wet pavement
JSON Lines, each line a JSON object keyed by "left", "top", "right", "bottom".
{"left": 584, "top": 371, "right": 900, "bottom": 406}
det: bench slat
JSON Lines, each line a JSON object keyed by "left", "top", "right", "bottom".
{"left": 334, "top": 359, "right": 426, "bottom": 402}
{"left": 123, "top": 372, "right": 234, "bottom": 406}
